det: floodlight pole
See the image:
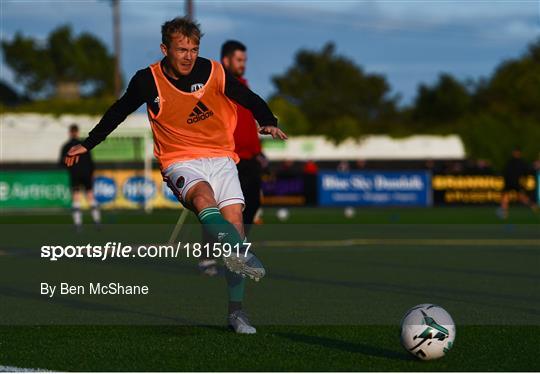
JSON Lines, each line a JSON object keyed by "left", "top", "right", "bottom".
{"left": 112, "top": 0, "right": 121, "bottom": 98}
{"left": 185, "top": 0, "right": 194, "bottom": 20}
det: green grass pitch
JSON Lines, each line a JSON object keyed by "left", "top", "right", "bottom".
{"left": 0, "top": 207, "right": 538, "bottom": 371}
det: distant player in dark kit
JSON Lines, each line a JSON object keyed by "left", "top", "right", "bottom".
{"left": 59, "top": 124, "right": 101, "bottom": 230}
{"left": 497, "top": 147, "right": 538, "bottom": 219}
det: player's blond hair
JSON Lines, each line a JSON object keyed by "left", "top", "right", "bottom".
{"left": 161, "top": 17, "right": 203, "bottom": 47}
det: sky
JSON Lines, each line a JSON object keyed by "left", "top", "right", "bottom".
{"left": 1, "top": 0, "right": 539, "bottom": 107}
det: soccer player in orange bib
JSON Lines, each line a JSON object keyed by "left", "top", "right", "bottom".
{"left": 64, "top": 17, "right": 287, "bottom": 334}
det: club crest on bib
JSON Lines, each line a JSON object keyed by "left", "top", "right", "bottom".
{"left": 191, "top": 83, "right": 204, "bottom": 92}
{"left": 187, "top": 100, "right": 214, "bottom": 124}
{"left": 176, "top": 176, "right": 185, "bottom": 189}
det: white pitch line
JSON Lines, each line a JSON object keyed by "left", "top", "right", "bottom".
{"left": 0, "top": 365, "right": 50, "bottom": 372}
{"left": 258, "top": 238, "right": 540, "bottom": 248}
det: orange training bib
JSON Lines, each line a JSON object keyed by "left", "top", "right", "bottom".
{"left": 147, "top": 60, "right": 239, "bottom": 170}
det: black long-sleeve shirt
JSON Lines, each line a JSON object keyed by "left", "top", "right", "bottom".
{"left": 82, "top": 57, "right": 277, "bottom": 150}
{"left": 504, "top": 156, "right": 531, "bottom": 184}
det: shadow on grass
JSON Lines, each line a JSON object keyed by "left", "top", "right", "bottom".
{"left": 276, "top": 332, "right": 412, "bottom": 362}
{"left": 0, "top": 286, "right": 199, "bottom": 325}
{"left": 155, "top": 324, "right": 232, "bottom": 337}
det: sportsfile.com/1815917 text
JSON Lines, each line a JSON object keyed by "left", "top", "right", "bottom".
{"left": 40, "top": 242, "right": 251, "bottom": 262}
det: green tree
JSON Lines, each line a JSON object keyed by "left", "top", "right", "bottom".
{"left": 473, "top": 38, "right": 540, "bottom": 121}
{"left": 268, "top": 96, "right": 310, "bottom": 136}
{"left": 457, "top": 113, "right": 540, "bottom": 170}
{"left": 411, "top": 73, "right": 472, "bottom": 127}
{"left": 405, "top": 39, "right": 540, "bottom": 169}
{"left": 461, "top": 39, "right": 540, "bottom": 169}
{"left": 271, "top": 42, "right": 398, "bottom": 142}
{"left": 2, "top": 25, "right": 116, "bottom": 99}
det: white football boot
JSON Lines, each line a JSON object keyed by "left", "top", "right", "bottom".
{"left": 222, "top": 247, "right": 265, "bottom": 281}
{"left": 228, "top": 310, "right": 256, "bottom": 334}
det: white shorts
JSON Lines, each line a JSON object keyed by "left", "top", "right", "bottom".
{"left": 162, "top": 157, "right": 245, "bottom": 210}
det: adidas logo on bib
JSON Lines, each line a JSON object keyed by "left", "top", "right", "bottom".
{"left": 187, "top": 101, "right": 214, "bottom": 124}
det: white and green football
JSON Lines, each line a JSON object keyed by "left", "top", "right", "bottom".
{"left": 400, "top": 304, "right": 456, "bottom": 360}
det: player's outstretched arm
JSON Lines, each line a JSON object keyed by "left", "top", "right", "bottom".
{"left": 64, "top": 144, "right": 88, "bottom": 167}
{"left": 76, "top": 70, "right": 149, "bottom": 159}
{"left": 259, "top": 126, "right": 288, "bottom": 140}
{"left": 223, "top": 71, "right": 281, "bottom": 130}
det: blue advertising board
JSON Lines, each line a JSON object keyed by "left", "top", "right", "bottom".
{"left": 93, "top": 176, "right": 117, "bottom": 204}
{"left": 318, "top": 171, "right": 431, "bottom": 207}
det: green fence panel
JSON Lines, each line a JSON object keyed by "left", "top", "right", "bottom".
{"left": 0, "top": 170, "right": 71, "bottom": 209}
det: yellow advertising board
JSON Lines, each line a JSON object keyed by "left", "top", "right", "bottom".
{"left": 432, "top": 174, "right": 536, "bottom": 204}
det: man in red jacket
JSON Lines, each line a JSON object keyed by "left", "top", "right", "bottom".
{"left": 198, "top": 40, "right": 267, "bottom": 277}
{"left": 221, "top": 40, "right": 266, "bottom": 230}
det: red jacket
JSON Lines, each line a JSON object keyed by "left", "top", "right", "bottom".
{"left": 233, "top": 77, "right": 262, "bottom": 160}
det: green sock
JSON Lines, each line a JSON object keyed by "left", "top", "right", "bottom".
{"left": 197, "top": 207, "right": 244, "bottom": 247}
{"left": 197, "top": 207, "right": 246, "bottom": 308}
{"left": 225, "top": 268, "right": 246, "bottom": 305}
